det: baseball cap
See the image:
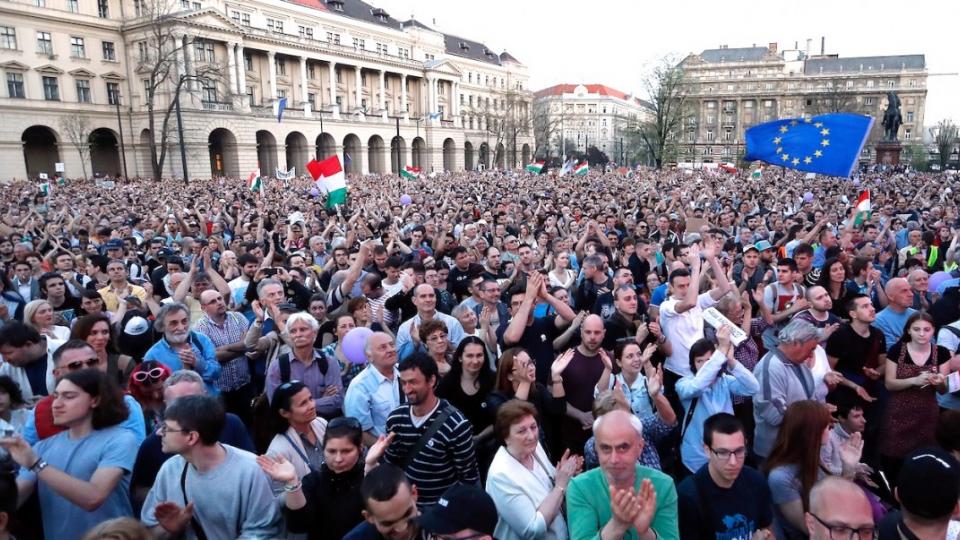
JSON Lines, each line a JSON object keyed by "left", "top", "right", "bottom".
{"left": 414, "top": 484, "right": 498, "bottom": 535}
{"left": 743, "top": 244, "right": 760, "bottom": 253}
{"left": 104, "top": 239, "right": 124, "bottom": 250}
{"left": 157, "top": 247, "right": 174, "bottom": 259}
{"left": 896, "top": 447, "right": 960, "bottom": 519}
{"left": 123, "top": 315, "right": 150, "bottom": 336}
{"left": 754, "top": 240, "right": 774, "bottom": 252}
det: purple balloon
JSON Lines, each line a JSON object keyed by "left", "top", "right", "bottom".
{"left": 803, "top": 192, "right": 814, "bottom": 203}
{"left": 929, "top": 271, "right": 952, "bottom": 293}
{"left": 309, "top": 187, "right": 319, "bottom": 197}
{"left": 342, "top": 327, "right": 374, "bottom": 365}
{"left": 400, "top": 194, "right": 412, "bottom": 206}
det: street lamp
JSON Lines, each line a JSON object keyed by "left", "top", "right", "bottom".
{"left": 110, "top": 89, "right": 129, "bottom": 181}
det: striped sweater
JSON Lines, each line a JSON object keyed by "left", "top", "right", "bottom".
{"left": 384, "top": 399, "right": 479, "bottom": 507}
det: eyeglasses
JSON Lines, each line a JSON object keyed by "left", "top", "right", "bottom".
{"left": 807, "top": 512, "right": 877, "bottom": 540}
{"left": 709, "top": 447, "right": 747, "bottom": 461}
{"left": 133, "top": 367, "right": 166, "bottom": 383}
{"left": 328, "top": 416, "right": 361, "bottom": 430}
{"left": 64, "top": 357, "right": 100, "bottom": 371}
{"left": 157, "top": 424, "right": 190, "bottom": 436}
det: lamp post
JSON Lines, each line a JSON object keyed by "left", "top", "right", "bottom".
{"left": 110, "top": 89, "right": 129, "bottom": 181}
{"left": 174, "top": 80, "right": 189, "bottom": 183}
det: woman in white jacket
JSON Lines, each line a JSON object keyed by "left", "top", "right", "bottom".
{"left": 265, "top": 381, "right": 328, "bottom": 491}
{"left": 486, "top": 399, "right": 582, "bottom": 540}
{"left": 677, "top": 324, "right": 759, "bottom": 474}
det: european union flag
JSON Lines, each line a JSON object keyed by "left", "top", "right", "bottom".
{"left": 744, "top": 113, "right": 874, "bottom": 178}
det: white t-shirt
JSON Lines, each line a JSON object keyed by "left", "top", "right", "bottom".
{"left": 660, "top": 292, "right": 718, "bottom": 377}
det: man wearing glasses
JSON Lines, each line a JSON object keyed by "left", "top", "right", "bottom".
{"left": 678, "top": 413, "right": 773, "bottom": 540}
{"left": 19, "top": 340, "right": 146, "bottom": 446}
{"left": 805, "top": 476, "right": 875, "bottom": 540}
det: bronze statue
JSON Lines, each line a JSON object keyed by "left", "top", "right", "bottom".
{"left": 881, "top": 92, "right": 902, "bottom": 141}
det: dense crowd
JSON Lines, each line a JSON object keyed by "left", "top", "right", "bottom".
{"left": 0, "top": 166, "right": 959, "bottom": 540}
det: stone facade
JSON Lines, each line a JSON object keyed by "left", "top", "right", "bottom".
{"left": 677, "top": 43, "right": 927, "bottom": 163}
{"left": 0, "top": 0, "right": 533, "bottom": 180}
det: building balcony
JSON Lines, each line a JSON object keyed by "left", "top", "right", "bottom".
{"left": 243, "top": 27, "right": 423, "bottom": 69}
{"left": 201, "top": 101, "right": 233, "bottom": 111}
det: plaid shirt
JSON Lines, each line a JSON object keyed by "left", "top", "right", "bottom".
{"left": 193, "top": 311, "right": 251, "bottom": 391}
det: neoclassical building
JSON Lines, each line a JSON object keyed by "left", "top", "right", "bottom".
{"left": 677, "top": 42, "right": 928, "bottom": 163}
{"left": 0, "top": 0, "right": 534, "bottom": 180}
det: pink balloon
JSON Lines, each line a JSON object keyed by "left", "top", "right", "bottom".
{"left": 342, "top": 327, "right": 374, "bottom": 365}
{"left": 400, "top": 194, "right": 412, "bottom": 206}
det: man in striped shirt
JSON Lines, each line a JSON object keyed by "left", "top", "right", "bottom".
{"left": 384, "top": 353, "right": 479, "bottom": 508}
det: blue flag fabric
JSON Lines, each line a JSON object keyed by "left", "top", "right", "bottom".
{"left": 744, "top": 113, "right": 873, "bottom": 178}
{"left": 275, "top": 97, "right": 287, "bottom": 123}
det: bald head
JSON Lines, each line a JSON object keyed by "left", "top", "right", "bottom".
{"left": 885, "top": 277, "right": 914, "bottom": 310}
{"left": 806, "top": 477, "right": 874, "bottom": 540}
{"left": 580, "top": 314, "right": 606, "bottom": 352}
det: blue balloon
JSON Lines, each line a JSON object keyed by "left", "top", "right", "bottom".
{"left": 342, "top": 327, "right": 374, "bottom": 365}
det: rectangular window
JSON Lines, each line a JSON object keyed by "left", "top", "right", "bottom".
{"left": 865, "top": 97, "right": 875, "bottom": 105}
{"left": 905, "top": 128, "right": 912, "bottom": 140}
{"left": 75, "top": 79, "right": 91, "bottom": 102}
{"left": 137, "top": 41, "right": 147, "bottom": 61}
{"left": 141, "top": 78, "right": 150, "bottom": 97}
{"left": 909, "top": 79, "right": 916, "bottom": 87}
{"left": 133, "top": 0, "right": 142, "bottom": 16}
{"left": 244, "top": 53, "right": 252, "bottom": 71}
{"left": 376, "top": 42, "right": 387, "bottom": 55}
{"left": 298, "top": 26, "right": 313, "bottom": 39}
{"left": 241, "top": 13, "right": 250, "bottom": 26}
{"left": 36, "top": 31, "right": 53, "bottom": 55}
{"left": 906, "top": 111, "right": 914, "bottom": 123}
{"left": 230, "top": 10, "right": 240, "bottom": 23}
{"left": 706, "top": 130, "right": 715, "bottom": 141}
{"left": 191, "top": 2, "right": 200, "bottom": 10}
{"left": 267, "top": 19, "right": 283, "bottom": 34}
{"left": 70, "top": 36, "right": 85, "bottom": 58}
{"left": 106, "top": 81, "right": 119, "bottom": 104}
{"left": 102, "top": 41, "right": 115, "bottom": 60}
{"left": 6, "top": 73, "right": 24, "bottom": 98}
{"left": 276, "top": 58, "right": 285, "bottom": 76}
{"left": 180, "top": 0, "right": 188, "bottom": 8}
{"left": 247, "top": 86, "right": 255, "bottom": 106}
{"left": 201, "top": 79, "right": 217, "bottom": 102}
{"left": 866, "top": 80, "right": 875, "bottom": 88}
{"left": 194, "top": 39, "right": 214, "bottom": 62}
{"left": 97, "top": 0, "right": 109, "bottom": 18}
{"left": 307, "top": 64, "right": 315, "bottom": 79}
{"left": 277, "top": 89, "right": 286, "bottom": 99}
{"left": 335, "top": 68, "right": 341, "bottom": 83}
{"left": 398, "top": 48, "right": 409, "bottom": 59}
{"left": 67, "top": 0, "right": 78, "bottom": 12}
{"left": 42, "top": 76, "right": 59, "bottom": 101}
{"left": 352, "top": 37, "right": 364, "bottom": 50}
{"left": 326, "top": 32, "right": 340, "bottom": 45}
{"left": 308, "top": 92, "right": 316, "bottom": 108}
{"left": 35, "top": 0, "right": 45, "bottom": 7}
{"left": 0, "top": 27, "right": 16, "bottom": 50}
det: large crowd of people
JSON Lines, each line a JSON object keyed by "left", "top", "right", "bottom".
{"left": 0, "top": 165, "right": 959, "bottom": 540}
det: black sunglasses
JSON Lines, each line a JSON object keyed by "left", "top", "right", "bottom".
{"left": 278, "top": 380, "right": 303, "bottom": 392}
{"left": 328, "top": 416, "right": 361, "bottom": 431}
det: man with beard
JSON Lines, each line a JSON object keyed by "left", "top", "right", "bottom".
{"left": 559, "top": 314, "right": 609, "bottom": 453}
{"left": 594, "top": 267, "right": 638, "bottom": 319}
{"left": 144, "top": 303, "right": 221, "bottom": 394}
{"left": 793, "top": 286, "right": 842, "bottom": 343}
{"left": 383, "top": 354, "right": 478, "bottom": 508}
{"left": 228, "top": 253, "right": 260, "bottom": 315}
{"left": 602, "top": 284, "right": 654, "bottom": 351}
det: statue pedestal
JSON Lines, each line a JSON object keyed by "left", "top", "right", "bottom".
{"left": 875, "top": 141, "right": 902, "bottom": 166}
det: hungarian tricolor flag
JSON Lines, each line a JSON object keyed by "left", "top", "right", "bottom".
{"left": 400, "top": 166, "right": 421, "bottom": 180}
{"left": 719, "top": 162, "right": 737, "bottom": 174}
{"left": 248, "top": 169, "right": 263, "bottom": 194}
{"left": 751, "top": 167, "right": 762, "bottom": 179}
{"left": 853, "top": 190, "right": 871, "bottom": 227}
{"left": 525, "top": 161, "right": 545, "bottom": 174}
{"left": 307, "top": 156, "right": 347, "bottom": 208}
{"left": 573, "top": 162, "right": 589, "bottom": 176}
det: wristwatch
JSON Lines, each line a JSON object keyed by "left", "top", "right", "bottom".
{"left": 30, "top": 458, "right": 49, "bottom": 473}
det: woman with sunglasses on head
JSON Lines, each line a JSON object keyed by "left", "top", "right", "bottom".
{"left": 71, "top": 313, "right": 133, "bottom": 388}
{"left": 257, "top": 417, "right": 395, "bottom": 540}
{"left": 261, "top": 381, "right": 330, "bottom": 492}
{"left": 127, "top": 361, "right": 172, "bottom": 434}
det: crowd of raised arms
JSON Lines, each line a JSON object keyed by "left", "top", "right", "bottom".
{"left": 0, "top": 166, "right": 959, "bottom": 540}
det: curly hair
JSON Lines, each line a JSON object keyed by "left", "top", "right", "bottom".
{"left": 0, "top": 375, "right": 26, "bottom": 408}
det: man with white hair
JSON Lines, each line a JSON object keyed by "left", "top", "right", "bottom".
{"left": 144, "top": 303, "right": 221, "bottom": 394}
{"left": 752, "top": 319, "right": 822, "bottom": 459}
{"left": 567, "top": 409, "right": 679, "bottom": 540}
{"left": 343, "top": 332, "right": 403, "bottom": 446}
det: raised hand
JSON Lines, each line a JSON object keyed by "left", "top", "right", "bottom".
{"left": 154, "top": 501, "right": 195, "bottom": 535}
{"left": 838, "top": 431, "right": 864, "bottom": 472}
{"left": 598, "top": 349, "right": 614, "bottom": 372}
{"left": 646, "top": 364, "right": 664, "bottom": 397}
{"left": 631, "top": 478, "right": 658, "bottom": 535}
{"left": 555, "top": 449, "right": 583, "bottom": 488}
{"left": 256, "top": 454, "right": 298, "bottom": 484}
{"left": 609, "top": 486, "right": 640, "bottom": 531}
{"left": 551, "top": 349, "right": 575, "bottom": 379}
{"left": 251, "top": 300, "right": 265, "bottom": 322}
{"left": 365, "top": 432, "right": 396, "bottom": 466}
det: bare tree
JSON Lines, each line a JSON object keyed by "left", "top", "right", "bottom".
{"left": 532, "top": 99, "right": 562, "bottom": 159}
{"left": 807, "top": 77, "right": 861, "bottom": 115}
{"left": 126, "top": 0, "right": 225, "bottom": 180}
{"left": 472, "top": 87, "right": 530, "bottom": 169}
{"left": 58, "top": 115, "right": 92, "bottom": 180}
{"left": 634, "top": 56, "right": 691, "bottom": 169}
{"left": 931, "top": 119, "right": 958, "bottom": 171}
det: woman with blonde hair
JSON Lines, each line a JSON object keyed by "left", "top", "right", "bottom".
{"left": 23, "top": 299, "right": 70, "bottom": 340}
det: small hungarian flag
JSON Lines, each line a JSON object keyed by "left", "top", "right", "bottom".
{"left": 525, "top": 161, "right": 545, "bottom": 174}
{"left": 39, "top": 182, "right": 50, "bottom": 195}
{"left": 853, "top": 190, "right": 871, "bottom": 226}
{"left": 751, "top": 167, "right": 762, "bottom": 179}
{"left": 247, "top": 169, "right": 263, "bottom": 194}
{"left": 400, "top": 166, "right": 421, "bottom": 180}
{"left": 719, "top": 162, "right": 737, "bottom": 174}
{"left": 307, "top": 155, "right": 347, "bottom": 208}
{"left": 573, "top": 162, "right": 589, "bottom": 176}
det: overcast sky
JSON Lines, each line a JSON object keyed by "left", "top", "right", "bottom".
{"left": 382, "top": 0, "right": 959, "bottom": 127}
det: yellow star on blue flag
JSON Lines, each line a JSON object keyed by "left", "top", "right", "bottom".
{"left": 744, "top": 113, "right": 874, "bottom": 177}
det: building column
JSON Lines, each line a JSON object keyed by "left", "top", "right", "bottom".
{"left": 427, "top": 77, "right": 436, "bottom": 124}
{"left": 453, "top": 81, "right": 461, "bottom": 127}
{"left": 182, "top": 36, "right": 195, "bottom": 90}
{"left": 329, "top": 61, "right": 339, "bottom": 118}
{"left": 235, "top": 44, "right": 247, "bottom": 109}
{"left": 267, "top": 51, "right": 277, "bottom": 102}
{"left": 378, "top": 69, "right": 386, "bottom": 120}
{"left": 354, "top": 65, "right": 364, "bottom": 118}
{"left": 299, "top": 56, "right": 311, "bottom": 118}
{"left": 226, "top": 42, "right": 238, "bottom": 95}
{"left": 400, "top": 74, "right": 408, "bottom": 121}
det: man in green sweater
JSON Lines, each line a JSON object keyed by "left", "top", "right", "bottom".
{"left": 566, "top": 409, "right": 679, "bottom": 540}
